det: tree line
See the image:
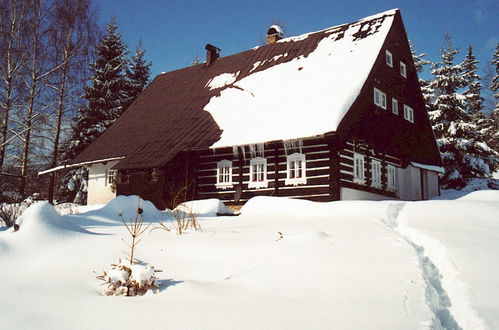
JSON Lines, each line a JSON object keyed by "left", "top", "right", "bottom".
{"left": 0, "top": 0, "right": 150, "bottom": 203}
{"left": 412, "top": 35, "right": 498, "bottom": 189}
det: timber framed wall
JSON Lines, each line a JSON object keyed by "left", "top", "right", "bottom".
{"left": 338, "top": 140, "right": 401, "bottom": 198}
{"left": 196, "top": 137, "right": 334, "bottom": 204}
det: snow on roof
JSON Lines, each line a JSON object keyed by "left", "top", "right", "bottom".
{"left": 204, "top": 9, "right": 396, "bottom": 148}
{"left": 410, "top": 162, "right": 445, "bottom": 174}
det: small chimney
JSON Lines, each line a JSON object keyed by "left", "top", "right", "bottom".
{"left": 266, "top": 25, "right": 284, "bottom": 44}
{"left": 205, "top": 44, "right": 220, "bottom": 67}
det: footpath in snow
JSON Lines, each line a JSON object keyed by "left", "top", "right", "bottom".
{"left": 0, "top": 193, "right": 497, "bottom": 330}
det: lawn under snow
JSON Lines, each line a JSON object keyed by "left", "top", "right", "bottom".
{"left": 0, "top": 192, "right": 498, "bottom": 330}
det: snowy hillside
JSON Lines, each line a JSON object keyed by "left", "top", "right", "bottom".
{"left": 0, "top": 194, "right": 498, "bottom": 330}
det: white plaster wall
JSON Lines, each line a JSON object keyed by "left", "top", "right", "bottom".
{"left": 398, "top": 165, "right": 421, "bottom": 201}
{"left": 86, "top": 161, "right": 118, "bottom": 205}
{"left": 340, "top": 187, "right": 396, "bottom": 201}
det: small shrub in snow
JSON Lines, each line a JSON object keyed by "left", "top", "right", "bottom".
{"left": 0, "top": 197, "right": 35, "bottom": 228}
{"left": 96, "top": 259, "right": 160, "bottom": 296}
{"left": 54, "top": 203, "right": 80, "bottom": 215}
{"left": 97, "top": 198, "right": 160, "bottom": 296}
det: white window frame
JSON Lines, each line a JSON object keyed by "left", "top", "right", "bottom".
{"left": 353, "top": 153, "right": 365, "bottom": 184}
{"left": 392, "top": 98, "right": 399, "bottom": 115}
{"left": 386, "top": 165, "right": 397, "bottom": 191}
{"left": 285, "top": 153, "right": 307, "bottom": 186}
{"left": 400, "top": 61, "right": 407, "bottom": 78}
{"left": 249, "top": 157, "right": 268, "bottom": 189}
{"left": 216, "top": 159, "right": 233, "bottom": 189}
{"left": 371, "top": 160, "right": 382, "bottom": 188}
{"left": 385, "top": 50, "right": 393, "bottom": 67}
{"left": 373, "top": 87, "right": 387, "bottom": 109}
{"left": 106, "top": 169, "right": 117, "bottom": 186}
{"left": 403, "top": 105, "right": 414, "bottom": 122}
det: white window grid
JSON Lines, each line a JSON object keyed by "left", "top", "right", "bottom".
{"left": 216, "top": 159, "right": 233, "bottom": 189}
{"left": 371, "top": 160, "right": 382, "bottom": 188}
{"left": 106, "top": 169, "right": 117, "bottom": 186}
{"left": 387, "top": 165, "right": 397, "bottom": 191}
{"left": 353, "top": 153, "right": 365, "bottom": 184}
{"left": 374, "top": 87, "right": 387, "bottom": 109}
{"left": 385, "top": 50, "right": 393, "bottom": 67}
{"left": 400, "top": 61, "right": 407, "bottom": 78}
{"left": 392, "top": 98, "right": 399, "bottom": 115}
{"left": 285, "top": 153, "right": 307, "bottom": 185}
{"left": 249, "top": 157, "right": 268, "bottom": 189}
{"left": 404, "top": 105, "right": 414, "bottom": 122}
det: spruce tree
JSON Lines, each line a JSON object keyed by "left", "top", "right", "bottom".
{"left": 410, "top": 42, "right": 433, "bottom": 109}
{"left": 122, "top": 42, "right": 151, "bottom": 111}
{"left": 428, "top": 35, "right": 497, "bottom": 188}
{"left": 461, "top": 46, "right": 483, "bottom": 117}
{"left": 489, "top": 43, "right": 499, "bottom": 151}
{"left": 60, "top": 17, "right": 129, "bottom": 202}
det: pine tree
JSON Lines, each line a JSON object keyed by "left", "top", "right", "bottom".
{"left": 410, "top": 42, "right": 433, "bottom": 109}
{"left": 428, "top": 35, "right": 497, "bottom": 188}
{"left": 122, "top": 42, "right": 151, "bottom": 111}
{"left": 60, "top": 17, "right": 129, "bottom": 202}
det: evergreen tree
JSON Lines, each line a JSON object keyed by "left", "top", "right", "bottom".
{"left": 60, "top": 17, "right": 129, "bottom": 202}
{"left": 410, "top": 42, "right": 433, "bottom": 108}
{"left": 461, "top": 46, "right": 483, "bottom": 117}
{"left": 488, "top": 43, "right": 499, "bottom": 151}
{"left": 122, "top": 42, "right": 151, "bottom": 111}
{"left": 428, "top": 35, "right": 497, "bottom": 188}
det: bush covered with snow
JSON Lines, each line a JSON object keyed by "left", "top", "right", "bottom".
{"left": 174, "top": 198, "right": 232, "bottom": 217}
{"left": 96, "top": 195, "right": 166, "bottom": 222}
{"left": 97, "top": 259, "right": 159, "bottom": 296}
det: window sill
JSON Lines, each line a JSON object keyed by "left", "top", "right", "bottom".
{"left": 216, "top": 183, "right": 234, "bottom": 190}
{"left": 248, "top": 181, "right": 269, "bottom": 189}
{"left": 285, "top": 178, "right": 307, "bottom": 186}
{"left": 353, "top": 178, "right": 365, "bottom": 185}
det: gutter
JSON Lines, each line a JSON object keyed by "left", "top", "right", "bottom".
{"left": 38, "top": 156, "right": 125, "bottom": 176}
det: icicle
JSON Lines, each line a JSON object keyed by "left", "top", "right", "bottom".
{"left": 232, "top": 146, "right": 239, "bottom": 159}
{"left": 283, "top": 139, "right": 303, "bottom": 155}
{"left": 249, "top": 144, "right": 256, "bottom": 159}
{"left": 257, "top": 143, "right": 265, "bottom": 158}
{"left": 240, "top": 145, "right": 246, "bottom": 162}
{"left": 283, "top": 140, "right": 289, "bottom": 156}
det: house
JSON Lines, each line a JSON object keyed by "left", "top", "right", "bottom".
{"left": 43, "top": 9, "right": 443, "bottom": 209}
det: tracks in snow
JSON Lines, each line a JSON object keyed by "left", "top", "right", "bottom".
{"left": 380, "top": 202, "right": 465, "bottom": 330}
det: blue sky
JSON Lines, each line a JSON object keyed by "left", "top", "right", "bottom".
{"left": 97, "top": 0, "right": 498, "bottom": 79}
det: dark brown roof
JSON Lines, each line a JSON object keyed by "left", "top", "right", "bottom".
{"left": 72, "top": 10, "right": 398, "bottom": 170}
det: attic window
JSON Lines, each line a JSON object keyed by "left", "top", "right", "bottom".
{"left": 400, "top": 61, "right": 407, "bottom": 78}
{"left": 285, "top": 153, "right": 307, "bottom": 186}
{"left": 385, "top": 50, "right": 393, "bottom": 67}
{"left": 373, "top": 87, "right": 387, "bottom": 109}
{"left": 216, "top": 159, "right": 233, "bottom": 189}
{"left": 249, "top": 157, "right": 268, "bottom": 189}
{"left": 403, "top": 105, "right": 414, "bottom": 122}
{"left": 392, "top": 98, "right": 399, "bottom": 115}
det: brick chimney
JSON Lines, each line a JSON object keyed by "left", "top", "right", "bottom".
{"left": 266, "top": 25, "right": 284, "bottom": 44}
{"left": 205, "top": 44, "right": 220, "bottom": 67}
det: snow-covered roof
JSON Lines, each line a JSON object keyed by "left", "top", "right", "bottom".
{"left": 206, "top": 9, "right": 396, "bottom": 147}
{"left": 70, "top": 9, "right": 398, "bottom": 170}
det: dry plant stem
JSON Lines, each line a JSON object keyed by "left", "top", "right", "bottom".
{"left": 121, "top": 198, "right": 151, "bottom": 265}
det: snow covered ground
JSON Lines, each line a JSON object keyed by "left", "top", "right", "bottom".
{"left": 0, "top": 192, "right": 498, "bottom": 330}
